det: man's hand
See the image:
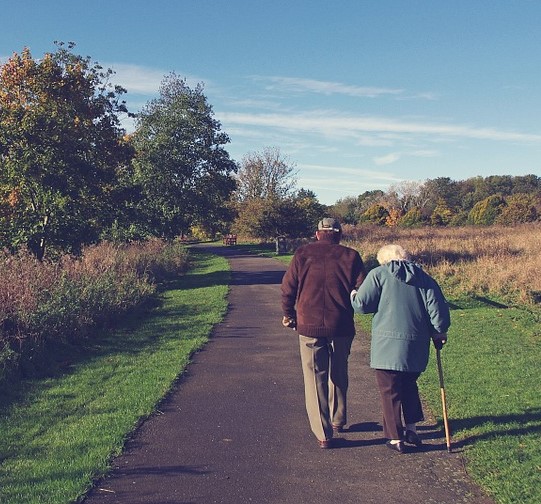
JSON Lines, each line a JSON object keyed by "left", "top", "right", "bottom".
{"left": 432, "top": 333, "right": 448, "bottom": 350}
{"left": 282, "top": 316, "right": 296, "bottom": 329}
{"left": 350, "top": 289, "right": 358, "bottom": 303}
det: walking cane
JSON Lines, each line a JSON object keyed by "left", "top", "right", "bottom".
{"left": 436, "top": 348, "right": 452, "bottom": 452}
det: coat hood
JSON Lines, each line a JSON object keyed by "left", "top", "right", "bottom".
{"left": 385, "top": 260, "right": 425, "bottom": 286}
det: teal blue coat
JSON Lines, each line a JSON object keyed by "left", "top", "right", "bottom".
{"left": 351, "top": 261, "right": 450, "bottom": 373}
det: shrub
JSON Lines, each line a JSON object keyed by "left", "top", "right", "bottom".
{"left": 398, "top": 207, "right": 423, "bottom": 227}
{"left": 0, "top": 240, "right": 189, "bottom": 380}
{"left": 359, "top": 204, "right": 389, "bottom": 225}
{"left": 496, "top": 193, "right": 538, "bottom": 225}
{"left": 468, "top": 194, "right": 506, "bottom": 225}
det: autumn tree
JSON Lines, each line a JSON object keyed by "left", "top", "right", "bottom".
{"left": 511, "top": 174, "right": 541, "bottom": 195}
{"left": 131, "top": 74, "right": 237, "bottom": 239}
{"left": 357, "top": 189, "right": 385, "bottom": 213}
{"left": 359, "top": 204, "right": 389, "bottom": 225}
{"left": 385, "top": 208, "right": 403, "bottom": 227}
{"left": 381, "top": 180, "right": 427, "bottom": 216}
{"left": 330, "top": 195, "right": 359, "bottom": 224}
{"left": 398, "top": 207, "right": 423, "bottom": 227}
{"left": 0, "top": 43, "right": 133, "bottom": 259}
{"left": 468, "top": 194, "right": 506, "bottom": 225}
{"left": 293, "top": 189, "right": 326, "bottom": 235}
{"left": 233, "top": 147, "right": 312, "bottom": 239}
{"left": 496, "top": 193, "right": 538, "bottom": 225}
{"left": 420, "top": 177, "right": 460, "bottom": 218}
{"left": 430, "top": 199, "right": 454, "bottom": 226}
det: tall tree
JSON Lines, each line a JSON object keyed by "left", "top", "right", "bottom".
{"left": 357, "top": 189, "right": 385, "bottom": 213}
{"left": 511, "top": 174, "right": 541, "bottom": 195}
{"left": 0, "top": 43, "right": 132, "bottom": 259}
{"left": 468, "top": 194, "right": 506, "bottom": 225}
{"left": 382, "top": 180, "right": 427, "bottom": 215}
{"left": 234, "top": 147, "right": 297, "bottom": 202}
{"left": 419, "top": 177, "right": 460, "bottom": 217}
{"left": 496, "top": 193, "right": 538, "bottom": 225}
{"left": 131, "top": 74, "right": 237, "bottom": 238}
{"left": 330, "top": 196, "right": 359, "bottom": 225}
{"left": 233, "top": 147, "right": 306, "bottom": 239}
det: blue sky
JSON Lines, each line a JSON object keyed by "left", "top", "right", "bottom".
{"left": 2, "top": 1, "right": 540, "bottom": 204}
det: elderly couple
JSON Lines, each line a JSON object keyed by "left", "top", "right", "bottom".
{"left": 281, "top": 218, "right": 450, "bottom": 453}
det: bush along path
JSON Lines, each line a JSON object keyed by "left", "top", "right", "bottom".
{"left": 0, "top": 249, "right": 230, "bottom": 504}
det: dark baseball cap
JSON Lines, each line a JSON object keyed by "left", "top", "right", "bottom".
{"left": 317, "top": 218, "right": 341, "bottom": 232}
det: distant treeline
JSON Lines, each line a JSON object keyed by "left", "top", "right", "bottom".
{"left": 330, "top": 174, "right": 541, "bottom": 226}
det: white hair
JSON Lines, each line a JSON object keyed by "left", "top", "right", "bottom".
{"left": 376, "top": 244, "right": 410, "bottom": 265}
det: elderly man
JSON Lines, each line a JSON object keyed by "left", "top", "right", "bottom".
{"left": 281, "top": 218, "right": 366, "bottom": 448}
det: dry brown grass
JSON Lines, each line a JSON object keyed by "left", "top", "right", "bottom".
{"left": 0, "top": 240, "right": 190, "bottom": 379}
{"left": 343, "top": 223, "right": 541, "bottom": 305}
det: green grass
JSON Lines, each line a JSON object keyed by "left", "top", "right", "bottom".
{"left": 417, "top": 301, "right": 541, "bottom": 504}
{"left": 355, "top": 298, "right": 541, "bottom": 503}
{"left": 0, "top": 249, "right": 230, "bottom": 504}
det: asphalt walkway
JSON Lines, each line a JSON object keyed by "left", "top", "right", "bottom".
{"left": 84, "top": 246, "right": 493, "bottom": 504}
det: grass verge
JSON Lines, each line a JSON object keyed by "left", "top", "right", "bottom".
{"left": 0, "top": 248, "right": 230, "bottom": 504}
{"left": 418, "top": 300, "right": 541, "bottom": 504}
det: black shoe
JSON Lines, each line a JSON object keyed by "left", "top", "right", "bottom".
{"left": 332, "top": 424, "right": 345, "bottom": 433}
{"left": 385, "top": 440, "right": 404, "bottom": 453}
{"left": 404, "top": 430, "right": 422, "bottom": 446}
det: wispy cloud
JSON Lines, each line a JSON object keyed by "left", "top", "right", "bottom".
{"left": 220, "top": 111, "right": 541, "bottom": 144}
{"left": 373, "top": 149, "right": 439, "bottom": 166}
{"left": 257, "top": 76, "right": 404, "bottom": 98}
{"left": 252, "top": 76, "right": 439, "bottom": 102}
{"left": 107, "top": 63, "right": 164, "bottom": 94}
{"left": 300, "top": 163, "right": 402, "bottom": 182}
{"left": 374, "top": 153, "right": 400, "bottom": 165}
{"left": 409, "top": 149, "right": 440, "bottom": 158}
{"left": 397, "top": 91, "right": 439, "bottom": 101}
{"left": 107, "top": 63, "right": 205, "bottom": 96}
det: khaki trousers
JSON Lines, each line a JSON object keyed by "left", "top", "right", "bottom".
{"left": 298, "top": 334, "right": 354, "bottom": 441}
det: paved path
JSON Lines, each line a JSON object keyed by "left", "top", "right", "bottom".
{"left": 84, "top": 246, "right": 493, "bottom": 504}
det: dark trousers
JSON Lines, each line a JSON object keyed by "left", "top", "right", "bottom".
{"left": 375, "top": 369, "right": 424, "bottom": 440}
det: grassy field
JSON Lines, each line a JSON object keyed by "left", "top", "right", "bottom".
{"left": 342, "top": 223, "right": 541, "bottom": 306}
{"left": 0, "top": 249, "right": 230, "bottom": 504}
{"left": 350, "top": 299, "right": 541, "bottom": 504}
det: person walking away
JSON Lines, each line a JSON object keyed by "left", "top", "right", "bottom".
{"left": 350, "top": 244, "right": 450, "bottom": 453}
{"left": 281, "top": 218, "right": 366, "bottom": 449}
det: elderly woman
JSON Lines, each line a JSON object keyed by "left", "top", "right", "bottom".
{"left": 350, "top": 244, "right": 450, "bottom": 453}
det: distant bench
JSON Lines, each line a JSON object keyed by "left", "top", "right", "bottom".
{"left": 223, "top": 234, "right": 237, "bottom": 246}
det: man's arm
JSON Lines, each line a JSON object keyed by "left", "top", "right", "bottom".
{"left": 353, "top": 253, "right": 367, "bottom": 289}
{"left": 280, "top": 257, "right": 298, "bottom": 325}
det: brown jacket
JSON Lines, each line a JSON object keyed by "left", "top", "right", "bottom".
{"left": 281, "top": 239, "right": 366, "bottom": 338}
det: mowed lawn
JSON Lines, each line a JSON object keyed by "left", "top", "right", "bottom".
{"left": 418, "top": 298, "right": 541, "bottom": 504}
